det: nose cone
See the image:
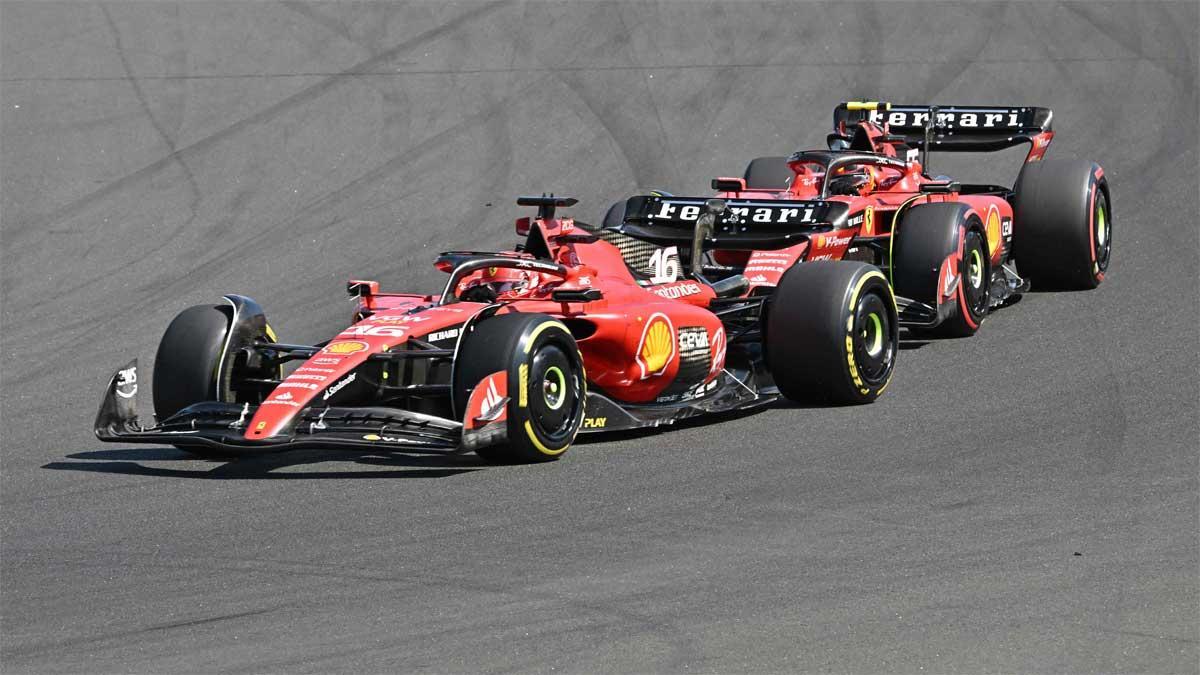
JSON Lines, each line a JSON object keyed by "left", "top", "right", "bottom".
{"left": 244, "top": 339, "right": 374, "bottom": 440}
{"left": 240, "top": 304, "right": 471, "bottom": 441}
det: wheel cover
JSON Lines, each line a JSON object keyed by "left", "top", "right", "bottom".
{"left": 968, "top": 248, "right": 984, "bottom": 289}
{"left": 527, "top": 344, "right": 580, "bottom": 443}
{"left": 542, "top": 365, "right": 567, "bottom": 410}
{"left": 864, "top": 312, "right": 884, "bottom": 357}
{"left": 1094, "top": 195, "right": 1112, "bottom": 272}
{"left": 852, "top": 292, "right": 895, "bottom": 385}
{"left": 962, "top": 233, "right": 990, "bottom": 317}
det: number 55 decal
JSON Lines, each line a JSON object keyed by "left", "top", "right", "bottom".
{"left": 648, "top": 246, "right": 680, "bottom": 284}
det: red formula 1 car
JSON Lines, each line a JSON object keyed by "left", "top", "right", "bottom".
{"left": 95, "top": 196, "right": 898, "bottom": 462}
{"left": 606, "top": 101, "right": 1112, "bottom": 336}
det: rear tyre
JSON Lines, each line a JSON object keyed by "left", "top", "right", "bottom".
{"left": 455, "top": 313, "right": 586, "bottom": 463}
{"left": 743, "top": 156, "right": 793, "bottom": 190}
{"left": 765, "top": 261, "right": 897, "bottom": 404}
{"left": 1012, "top": 158, "right": 1111, "bottom": 289}
{"left": 892, "top": 203, "right": 989, "bottom": 338}
{"left": 601, "top": 200, "right": 625, "bottom": 229}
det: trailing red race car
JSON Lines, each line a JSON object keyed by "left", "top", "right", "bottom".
{"left": 605, "top": 101, "right": 1112, "bottom": 336}
{"left": 95, "top": 196, "right": 899, "bottom": 463}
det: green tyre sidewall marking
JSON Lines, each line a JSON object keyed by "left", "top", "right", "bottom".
{"left": 865, "top": 311, "right": 884, "bottom": 357}
{"left": 543, "top": 365, "right": 566, "bottom": 410}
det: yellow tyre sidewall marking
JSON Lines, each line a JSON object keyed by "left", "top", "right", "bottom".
{"left": 518, "top": 363, "right": 528, "bottom": 408}
{"left": 524, "top": 420, "right": 569, "bottom": 456}
{"left": 519, "top": 319, "right": 577, "bottom": 455}
{"left": 523, "top": 320, "right": 570, "bottom": 354}
{"left": 844, "top": 270, "right": 894, "bottom": 396}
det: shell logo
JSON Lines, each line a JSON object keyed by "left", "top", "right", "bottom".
{"left": 323, "top": 340, "right": 369, "bottom": 355}
{"left": 984, "top": 205, "right": 1002, "bottom": 256}
{"left": 636, "top": 313, "right": 675, "bottom": 379}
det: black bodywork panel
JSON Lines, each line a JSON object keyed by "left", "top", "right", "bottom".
{"left": 618, "top": 194, "right": 850, "bottom": 249}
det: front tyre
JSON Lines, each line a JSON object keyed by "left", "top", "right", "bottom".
{"left": 153, "top": 305, "right": 235, "bottom": 421}
{"left": 765, "top": 261, "right": 898, "bottom": 404}
{"left": 153, "top": 300, "right": 276, "bottom": 457}
{"left": 455, "top": 313, "right": 586, "bottom": 463}
{"left": 1012, "top": 158, "right": 1111, "bottom": 289}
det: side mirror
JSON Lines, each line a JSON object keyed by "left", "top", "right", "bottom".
{"left": 347, "top": 280, "right": 379, "bottom": 298}
{"left": 827, "top": 133, "right": 852, "bottom": 151}
{"left": 515, "top": 216, "right": 531, "bottom": 236}
{"left": 551, "top": 289, "right": 603, "bottom": 303}
{"left": 711, "top": 177, "right": 746, "bottom": 192}
{"left": 919, "top": 181, "right": 961, "bottom": 194}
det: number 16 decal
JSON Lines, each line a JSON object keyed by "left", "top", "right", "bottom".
{"left": 649, "top": 246, "right": 680, "bottom": 284}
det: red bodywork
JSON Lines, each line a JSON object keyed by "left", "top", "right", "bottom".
{"left": 244, "top": 213, "right": 729, "bottom": 441}
{"left": 715, "top": 124, "right": 1032, "bottom": 275}
{"left": 695, "top": 108, "right": 1062, "bottom": 325}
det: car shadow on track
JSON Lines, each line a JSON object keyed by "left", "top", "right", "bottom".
{"left": 42, "top": 447, "right": 485, "bottom": 480}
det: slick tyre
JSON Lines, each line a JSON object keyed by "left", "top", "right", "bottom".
{"left": 153, "top": 305, "right": 241, "bottom": 458}
{"left": 743, "top": 156, "right": 793, "bottom": 190}
{"left": 892, "top": 203, "right": 989, "bottom": 338}
{"left": 602, "top": 200, "right": 626, "bottom": 229}
{"left": 455, "top": 313, "right": 585, "bottom": 463}
{"left": 153, "top": 305, "right": 235, "bottom": 421}
{"left": 765, "top": 261, "right": 897, "bottom": 404}
{"left": 154, "top": 301, "right": 277, "bottom": 457}
{"left": 1012, "top": 158, "right": 1111, "bottom": 289}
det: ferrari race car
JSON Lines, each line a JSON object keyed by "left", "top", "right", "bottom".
{"left": 605, "top": 101, "right": 1112, "bottom": 337}
{"left": 95, "top": 195, "right": 898, "bottom": 462}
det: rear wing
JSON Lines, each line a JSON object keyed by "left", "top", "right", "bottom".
{"left": 618, "top": 194, "right": 849, "bottom": 249}
{"left": 834, "top": 101, "right": 1054, "bottom": 160}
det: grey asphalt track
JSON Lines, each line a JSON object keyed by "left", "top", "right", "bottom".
{"left": 2, "top": 2, "right": 1198, "bottom": 672}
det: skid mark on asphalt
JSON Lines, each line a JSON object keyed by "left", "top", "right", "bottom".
{"left": 98, "top": 3, "right": 202, "bottom": 253}
{"left": 0, "top": 77, "right": 544, "bottom": 388}
{"left": 5, "top": 0, "right": 512, "bottom": 242}
{"left": 2, "top": 606, "right": 283, "bottom": 659}
{"left": 614, "top": 6, "right": 679, "bottom": 187}
{"left": 6, "top": 548, "right": 704, "bottom": 669}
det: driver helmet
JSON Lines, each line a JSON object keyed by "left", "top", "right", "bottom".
{"left": 826, "top": 166, "right": 877, "bottom": 196}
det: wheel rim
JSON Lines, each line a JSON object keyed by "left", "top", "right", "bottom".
{"left": 528, "top": 344, "right": 580, "bottom": 442}
{"left": 962, "top": 233, "right": 989, "bottom": 317}
{"left": 1094, "top": 193, "right": 1111, "bottom": 272}
{"left": 542, "top": 365, "right": 566, "bottom": 410}
{"left": 968, "top": 248, "right": 984, "bottom": 289}
{"left": 853, "top": 292, "right": 895, "bottom": 385}
{"left": 863, "top": 311, "right": 884, "bottom": 357}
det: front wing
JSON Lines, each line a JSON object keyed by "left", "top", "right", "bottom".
{"left": 94, "top": 360, "right": 777, "bottom": 454}
{"left": 95, "top": 360, "right": 464, "bottom": 455}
